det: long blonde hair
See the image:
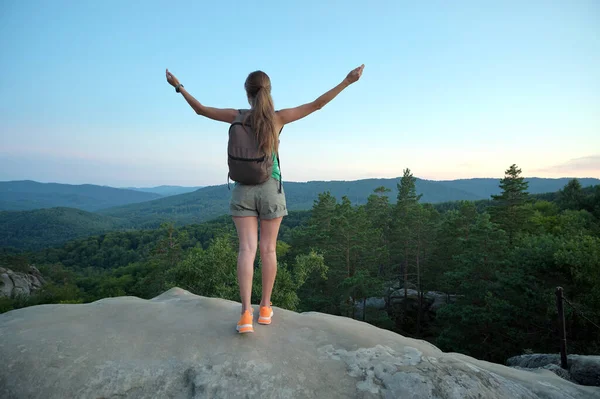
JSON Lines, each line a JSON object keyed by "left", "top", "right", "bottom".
{"left": 245, "top": 71, "right": 278, "bottom": 155}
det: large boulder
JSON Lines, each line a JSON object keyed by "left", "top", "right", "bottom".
{"left": 1, "top": 287, "right": 599, "bottom": 399}
{"left": 354, "top": 289, "right": 458, "bottom": 318}
{"left": 389, "top": 289, "right": 457, "bottom": 311}
{"left": 508, "top": 354, "right": 600, "bottom": 387}
{"left": 0, "top": 266, "right": 45, "bottom": 298}
{"left": 354, "top": 296, "right": 387, "bottom": 316}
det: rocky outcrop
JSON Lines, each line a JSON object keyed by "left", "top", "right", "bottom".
{"left": 1, "top": 287, "right": 599, "bottom": 399}
{"left": 0, "top": 266, "right": 45, "bottom": 298}
{"left": 389, "top": 288, "right": 457, "bottom": 311}
{"left": 508, "top": 354, "right": 600, "bottom": 387}
{"left": 355, "top": 288, "right": 458, "bottom": 319}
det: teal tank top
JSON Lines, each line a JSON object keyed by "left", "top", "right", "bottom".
{"left": 271, "top": 153, "right": 281, "bottom": 181}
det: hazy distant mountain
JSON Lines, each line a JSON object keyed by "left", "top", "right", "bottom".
{"left": 99, "top": 176, "right": 600, "bottom": 228}
{"left": 0, "top": 180, "right": 162, "bottom": 212}
{"left": 123, "top": 185, "right": 203, "bottom": 197}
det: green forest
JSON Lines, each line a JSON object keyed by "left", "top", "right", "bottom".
{"left": 1, "top": 164, "right": 599, "bottom": 365}
{"left": 4, "top": 177, "right": 599, "bottom": 252}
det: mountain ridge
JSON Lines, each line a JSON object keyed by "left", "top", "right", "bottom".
{"left": 0, "top": 180, "right": 162, "bottom": 212}
{"left": 123, "top": 185, "right": 203, "bottom": 196}
{"left": 97, "top": 176, "right": 600, "bottom": 227}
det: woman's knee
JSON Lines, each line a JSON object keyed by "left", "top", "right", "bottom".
{"left": 239, "top": 242, "right": 257, "bottom": 255}
{"left": 259, "top": 240, "right": 276, "bottom": 256}
{"left": 233, "top": 216, "right": 258, "bottom": 254}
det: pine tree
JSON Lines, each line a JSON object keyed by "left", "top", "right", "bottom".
{"left": 412, "top": 204, "right": 439, "bottom": 336}
{"left": 490, "top": 164, "right": 531, "bottom": 245}
{"left": 557, "top": 178, "right": 585, "bottom": 211}
{"left": 291, "top": 191, "right": 337, "bottom": 261}
{"left": 391, "top": 169, "right": 422, "bottom": 297}
{"left": 330, "top": 197, "right": 373, "bottom": 317}
{"left": 435, "top": 213, "right": 516, "bottom": 362}
{"left": 433, "top": 202, "right": 478, "bottom": 294}
{"left": 293, "top": 192, "right": 338, "bottom": 313}
{"left": 365, "top": 186, "right": 392, "bottom": 277}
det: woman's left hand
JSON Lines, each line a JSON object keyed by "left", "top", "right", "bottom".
{"left": 166, "top": 69, "right": 180, "bottom": 87}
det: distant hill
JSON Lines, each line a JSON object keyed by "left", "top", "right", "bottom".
{"left": 123, "top": 185, "right": 203, "bottom": 197}
{"left": 437, "top": 177, "right": 600, "bottom": 199}
{"left": 0, "top": 180, "right": 162, "bottom": 212}
{"left": 0, "top": 207, "right": 129, "bottom": 250}
{"left": 97, "top": 184, "right": 233, "bottom": 228}
{"left": 99, "top": 177, "right": 600, "bottom": 228}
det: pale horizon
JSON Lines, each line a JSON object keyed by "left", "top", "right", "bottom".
{"left": 2, "top": 164, "right": 599, "bottom": 190}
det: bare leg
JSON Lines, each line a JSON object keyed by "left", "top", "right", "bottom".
{"left": 259, "top": 216, "right": 283, "bottom": 307}
{"left": 233, "top": 216, "right": 258, "bottom": 314}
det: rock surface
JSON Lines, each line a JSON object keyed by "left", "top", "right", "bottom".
{"left": 1, "top": 287, "right": 599, "bottom": 399}
{"left": 508, "top": 354, "right": 600, "bottom": 387}
{"left": 0, "top": 266, "right": 45, "bottom": 298}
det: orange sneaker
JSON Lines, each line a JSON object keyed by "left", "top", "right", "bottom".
{"left": 258, "top": 303, "right": 273, "bottom": 325}
{"left": 236, "top": 310, "right": 254, "bottom": 333}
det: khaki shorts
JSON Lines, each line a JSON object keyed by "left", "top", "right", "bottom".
{"left": 230, "top": 177, "right": 288, "bottom": 219}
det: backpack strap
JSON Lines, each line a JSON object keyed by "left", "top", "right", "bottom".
{"left": 277, "top": 126, "right": 284, "bottom": 194}
{"left": 277, "top": 153, "right": 282, "bottom": 193}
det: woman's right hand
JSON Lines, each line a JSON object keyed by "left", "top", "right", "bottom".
{"left": 166, "top": 69, "right": 180, "bottom": 88}
{"left": 345, "top": 64, "right": 365, "bottom": 85}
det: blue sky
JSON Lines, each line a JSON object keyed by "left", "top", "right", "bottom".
{"left": 1, "top": 0, "right": 598, "bottom": 187}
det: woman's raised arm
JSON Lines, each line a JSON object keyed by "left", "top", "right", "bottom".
{"left": 276, "top": 64, "right": 364, "bottom": 125}
{"left": 166, "top": 69, "right": 238, "bottom": 123}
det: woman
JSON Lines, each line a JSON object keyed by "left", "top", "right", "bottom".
{"left": 165, "top": 64, "right": 364, "bottom": 333}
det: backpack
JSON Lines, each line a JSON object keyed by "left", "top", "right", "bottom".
{"left": 227, "top": 110, "right": 282, "bottom": 192}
